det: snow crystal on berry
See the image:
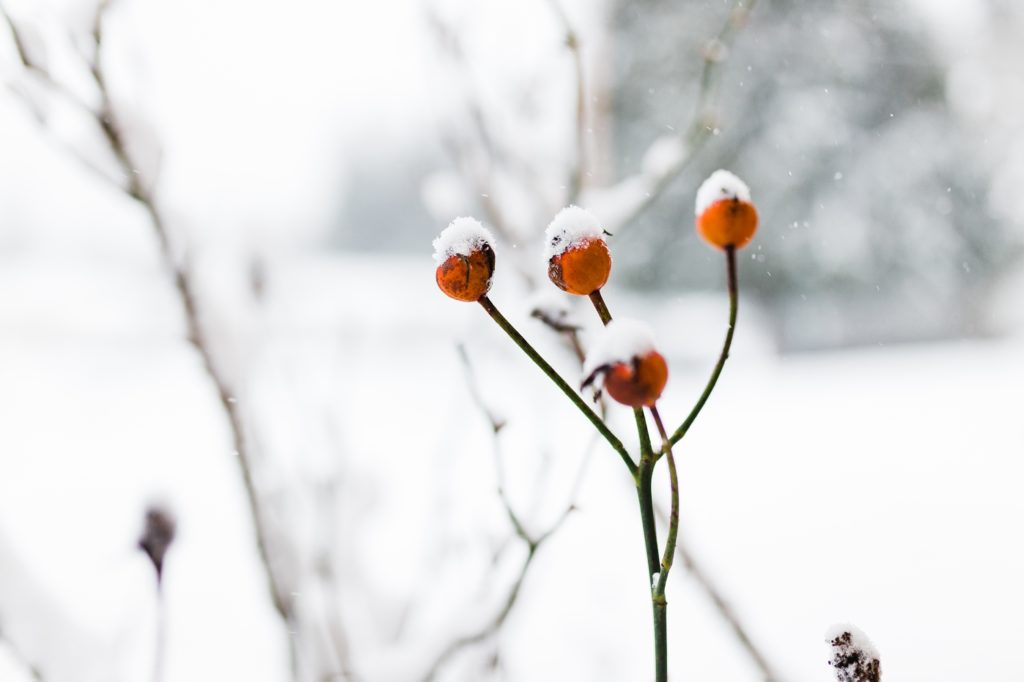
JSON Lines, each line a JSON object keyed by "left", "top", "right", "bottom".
{"left": 432, "top": 217, "right": 495, "bottom": 263}
{"left": 583, "top": 318, "right": 657, "bottom": 379}
{"left": 695, "top": 169, "right": 752, "bottom": 217}
{"left": 544, "top": 205, "right": 606, "bottom": 261}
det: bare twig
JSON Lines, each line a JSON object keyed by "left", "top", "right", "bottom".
{"left": 528, "top": 302, "right": 588, "bottom": 366}
{"left": 544, "top": 0, "right": 587, "bottom": 204}
{"left": 0, "top": 629, "right": 43, "bottom": 681}
{"left": 593, "top": 0, "right": 759, "bottom": 234}
{"left": 1, "top": 3, "right": 300, "bottom": 675}
{"left": 420, "top": 346, "right": 585, "bottom": 681}
{"left": 138, "top": 505, "right": 176, "bottom": 682}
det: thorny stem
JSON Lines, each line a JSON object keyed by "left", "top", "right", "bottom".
{"left": 668, "top": 245, "right": 738, "bottom": 448}
{"left": 478, "top": 296, "right": 635, "bottom": 476}
{"left": 2, "top": 5, "right": 302, "bottom": 676}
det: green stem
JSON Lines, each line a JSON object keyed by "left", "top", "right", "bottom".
{"left": 588, "top": 289, "right": 655, "bottom": 458}
{"left": 668, "top": 245, "right": 738, "bottom": 448}
{"left": 588, "top": 289, "right": 613, "bottom": 324}
{"left": 478, "top": 296, "right": 636, "bottom": 476}
{"left": 587, "top": 290, "right": 660, "bottom": 574}
{"left": 636, "top": 461, "right": 661, "bottom": 577}
{"left": 649, "top": 405, "right": 679, "bottom": 682}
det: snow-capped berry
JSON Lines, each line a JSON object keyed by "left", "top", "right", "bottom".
{"left": 433, "top": 217, "right": 496, "bottom": 302}
{"left": 545, "top": 205, "right": 611, "bottom": 295}
{"left": 582, "top": 319, "right": 668, "bottom": 407}
{"left": 695, "top": 170, "right": 758, "bottom": 250}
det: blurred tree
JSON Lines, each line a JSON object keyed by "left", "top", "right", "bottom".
{"left": 609, "top": 0, "right": 1022, "bottom": 349}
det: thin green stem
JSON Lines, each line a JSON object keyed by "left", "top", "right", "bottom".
{"left": 587, "top": 290, "right": 660, "bottom": 575}
{"left": 478, "top": 296, "right": 636, "bottom": 476}
{"left": 588, "top": 290, "right": 654, "bottom": 459}
{"left": 650, "top": 405, "right": 679, "bottom": 682}
{"left": 668, "top": 245, "right": 738, "bottom": 448}
{"left": 588, "top": 290, "right": 612, "bottom": 325}
{"left": 651, "top": 407, "right": 679, "bottom": 594}
{"left": 636, "top": 462, "right": 661, "bottom": 577}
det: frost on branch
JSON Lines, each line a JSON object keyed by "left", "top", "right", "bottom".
{"left": 826, "top": 624, "right": 881, "bottom": 682}
{"left": 694, "top": 169, "right": 751, "bottom": 216}
{"left": 432, "top": 217, "right": 496, "bottom": 263}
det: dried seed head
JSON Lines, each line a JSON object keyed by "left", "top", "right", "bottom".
{"left": 545, "top": 206, "right": 612, "bottom": 295}
{"left": 826, "top": 625, "right": 881, "bottom": 682}
{"left": 139, "top": 504, "right": 177, "bottom": 582}
{"left": 695, "top": 169, "right": 758, "bottom": 250}
{"left": 433, "top": 217, "right": 496, "bottom": 301}
{"left": 582, "top": 319, "right": 668, "bottom": 407}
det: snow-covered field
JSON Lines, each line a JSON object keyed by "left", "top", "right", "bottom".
{"left": 1, "top": 250, "right": 1021, "bottom": 681}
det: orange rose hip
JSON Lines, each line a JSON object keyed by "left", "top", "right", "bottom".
{"left": 602, "top": 350, "right": 669, "bottom": 408}
{"left": 433, "top": 217, "right": 496, "bottom": 302}
{"left": 582, "top": 319, "right": 668, "bottom": 408}
{"left": 545, "top": 205, "right": 611, "bottom": 295}
{"left": 695, "top": 169, "right": 758, "bottom": 250}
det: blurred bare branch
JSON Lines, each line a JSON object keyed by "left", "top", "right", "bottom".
{"left": 587, "top": 0, "right": 759, "bottom": 234}
{"left": 0, "top": 629, "right": 43, "bottom": 681}
{"left": 420, "top": 346, "right": 585, "bottom": 680}
{"left": 0, "top": 2, "right": 309, "bottom": 676}
{"left": 544, "top": 0, "right": 587, "bottom": 204}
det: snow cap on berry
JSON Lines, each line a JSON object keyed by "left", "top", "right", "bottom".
{"left": 695, "top": 169, "right": 752, "bottom": 217}
{"left": 583, "top": 318, "right": 657, "bottom": 383}
{"left": 544, "top": 205, "right": 605, "bottom": 261}
{"left": 433, "top": 217, "right": 495, "bottom": 263}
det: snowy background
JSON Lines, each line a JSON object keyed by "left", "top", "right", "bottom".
{"left": 1, "top": 0, "right": 1023, "bottom": 681}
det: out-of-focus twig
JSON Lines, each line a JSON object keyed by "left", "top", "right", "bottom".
{"left": 529, "top": 303, "right": 586, "bottom": 365}
{"left": 544, "top": 0, "right": 587, "bottom": 204}
{"left": 420, "top": 346, "right": 585, "bottom": 681}
{"left": 1, "top": 3, "right": 301, "bottom": 676}
{"left": 0, "top": 628, "right": 43, "bottom": 681}
{"left": 593, "top": 0, "right": 759, "bottom": 234}
{"left": 138, "top": 505, "right": 176, "bottom": 682}
{"left": 655, "top": 504, "right": 782, "bottom": 682}
{"left": 425, "top": 10, "right": 520, "bottom": 248}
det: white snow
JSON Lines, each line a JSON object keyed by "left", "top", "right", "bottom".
{"left": 431, "top": 217, "right": 495, "bottom": 263}
{"left": 825, "top": 623, "right": 880, "bottom": 660}
{"left": 582, "top": 318, "right": 657, "bottom": 378}
{"left": 642, "top": 135, "right": 686, "bottom": 179}
{"left": 694, "top": 169, "right": 752, "bottom": 216}
{"left": 543, "top": 205, "right": 606, "bottom": 261}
